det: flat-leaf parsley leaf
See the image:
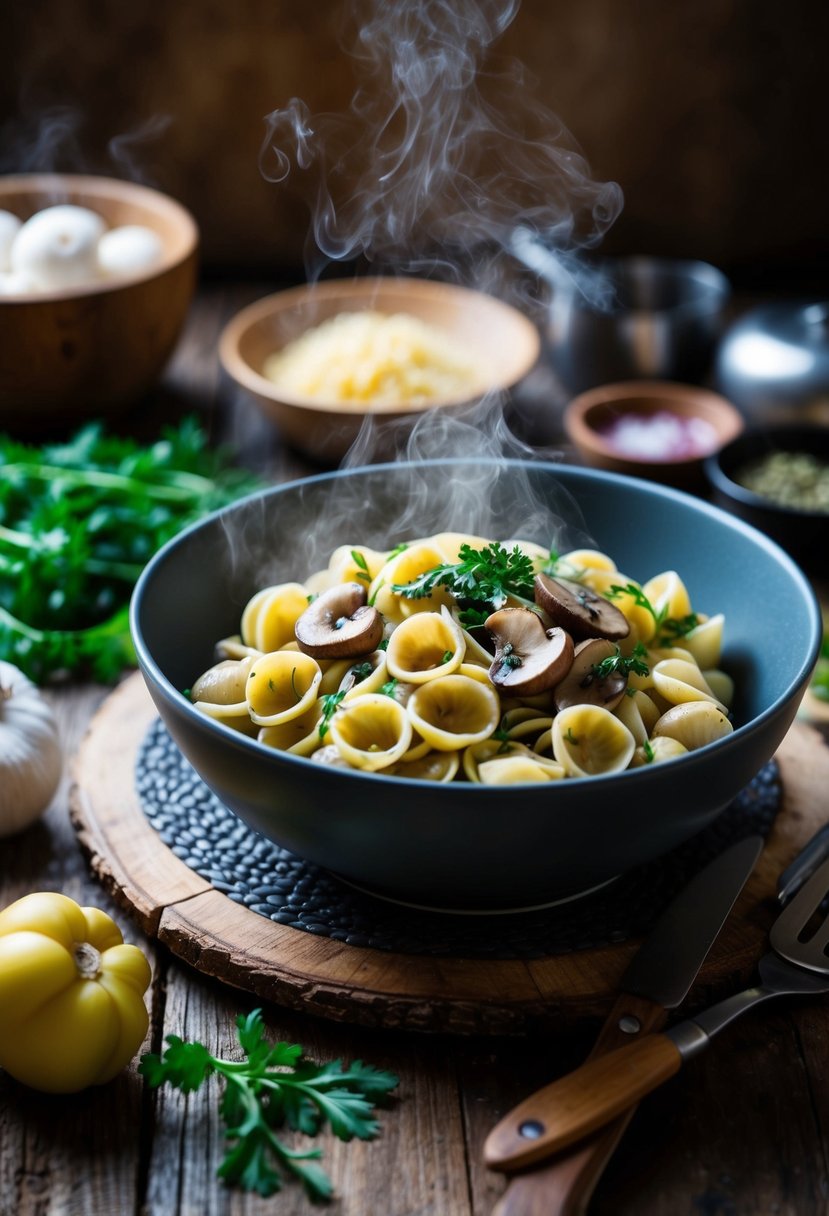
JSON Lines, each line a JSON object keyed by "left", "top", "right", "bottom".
{"left": 139, "top": 1009, "right": 398, "bottom": 1202}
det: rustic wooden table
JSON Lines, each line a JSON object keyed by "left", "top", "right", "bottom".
{"left": 2, "top": 282, "right": 828, "bottom": 1216}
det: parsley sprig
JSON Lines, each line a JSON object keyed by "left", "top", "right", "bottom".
{"left": 392, "top": 542, "right": 535, "bottom": 628}
{"left": 0, "top": 418, "right": 260, "bottom": 682}
{"left": 592, "top": 642, "right": 650, "bottom": 681}
{"left": 139, "top": 1009, "right": 398, "bottom": 1202}
{"left": 607, "top": 583, "right": 699, "bottom": 647}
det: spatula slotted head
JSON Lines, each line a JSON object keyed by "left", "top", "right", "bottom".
{"left": 770, "top": 854, "right": 829, "bottom": 975}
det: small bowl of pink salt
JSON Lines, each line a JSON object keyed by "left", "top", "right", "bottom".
{"left": 563, "top": 380, "right": 744, "bottom": 490}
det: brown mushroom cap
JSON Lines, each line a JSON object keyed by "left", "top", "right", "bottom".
{"left": 484, "top": 607, "right": 574, "bottom": 695}
{"left": 534, "top": 573, "right": 630, "bottom": 642}
{"left": 295, "top": 582, "right": 384, "bottom": 658}
{"left": 553, "top": 637, "right": 629, "bottom": 713}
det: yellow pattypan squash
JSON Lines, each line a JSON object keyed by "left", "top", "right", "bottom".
{"left": 0, "top": 891, "right": 152, "bottom": 1093}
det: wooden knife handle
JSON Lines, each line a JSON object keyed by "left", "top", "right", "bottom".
{"left": 484, "top": 1033, "right": 682, "bottom": 1171}
{"left": 491, "top": 994, "right": 668, "bottom": 1216}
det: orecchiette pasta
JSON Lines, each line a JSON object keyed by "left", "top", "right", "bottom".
{"left": 191, "top": 535, "right": 734, "bottom": 782}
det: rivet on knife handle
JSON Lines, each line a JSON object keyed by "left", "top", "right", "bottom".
{"left": 483, "top": 1035, "right": 683, "bottom": 1171}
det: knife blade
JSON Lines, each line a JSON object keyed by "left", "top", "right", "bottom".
{"left": 485, "top": 832, "right": 764, "bottom": 1206}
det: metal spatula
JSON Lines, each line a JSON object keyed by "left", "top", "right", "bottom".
{"left": 486, "top": 850, "right": 829, "bottom": 1169}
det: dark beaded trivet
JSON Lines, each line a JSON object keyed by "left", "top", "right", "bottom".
{"left": 136, "top": 718, "right": 781, "bottom": 961}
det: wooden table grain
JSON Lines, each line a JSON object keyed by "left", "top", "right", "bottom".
{"left": 2, "top": 283, "right": 828, "bottom": 1216}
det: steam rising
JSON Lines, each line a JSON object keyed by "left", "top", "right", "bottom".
{"left": 260, "top": 0, "right": 622, "bottom": 287}
{"left": 0, "top": 104, "right": 171, "bottom": 187}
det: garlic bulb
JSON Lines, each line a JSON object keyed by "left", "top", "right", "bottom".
{"left": 0, "top": 209, "right": 22, "bottom": 271}
{"left": 11, "top": 204, "right": 105, "bottom": 290}
{"left": 97, "top": 225, "right": 163, "bottom": 277}
{"left": 0, "top": 661, "right": 62, "bottom": 837}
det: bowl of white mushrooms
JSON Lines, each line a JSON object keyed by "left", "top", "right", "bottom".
{"left": 0, "top": 174, "right": 198, "bottom": 427}
{"left": 131, "top": 459, "right": 822, "bottom": 910}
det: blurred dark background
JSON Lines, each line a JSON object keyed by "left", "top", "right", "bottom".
{"left": 2, "top": 0, "right": 827, "bottom": 289}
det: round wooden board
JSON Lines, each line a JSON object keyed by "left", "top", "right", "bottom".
{"left": 69, "top": 672, "right": 829, "bottom": 1036}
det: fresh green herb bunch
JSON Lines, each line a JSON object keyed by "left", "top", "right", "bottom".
{"left": 392, "top": 542, "right": 536, "bottom": 628}
{"left": 0, "top": 417, "right": 260, "bottom": 682}
{"left": 139, "top": 1009, "right": 398, "bottom": 1201}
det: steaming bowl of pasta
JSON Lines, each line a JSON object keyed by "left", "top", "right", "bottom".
{"left": 131, "top": 459, "right": 821, "bottom": 910}
{"left": 219, "top": 277, "right": 541, "bottom": 462}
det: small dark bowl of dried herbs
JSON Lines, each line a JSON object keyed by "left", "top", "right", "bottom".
{"left": 705, "top": 425, "right": 829, "bottom": 578}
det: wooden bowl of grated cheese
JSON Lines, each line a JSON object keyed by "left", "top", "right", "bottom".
{"left": 219, "top": 277, "right": 541, "bottom": 462}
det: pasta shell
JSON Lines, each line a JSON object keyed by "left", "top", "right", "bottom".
{"left": 408, "top": 675, "right": 501, "bottom": 751}
{"left": 680, "top": 614, "right": 725, "bottom": 670}
{"left": 385, "top": 607, "right": 465, "bottom": 683}
{"left": 630, "top": 736, "right": 689, "bottom": 766}
{"left": 246, "top": 651, "right": 322, "bottom": 726}
{"left": 651, "top": 659, "right": 728, "bottom": 713}
{"left": 431, "top": 531, "right": 492, "bottom": 562}
{"left": 613, "top": 688, "right": 661, "bottom": 746}
{"left": 389, "top": 750, "right": 460, "bottom": 782}
{"left": 338, "top": 652, "right": 388, "bottom": 698}
{"left": 702, "top": 668, "right": 734, "bottom": 709}
{"left": 552, "top": 705, "right": 636, "bottom": 777}
{"left": 258, "top": 702, "right": 323, "bottom": 756}
{"left": 328, "top": 693, "right": 413, "bottom": 771}
{"left": 463, "top": 738, "right": 527, "bottom": 782}
{"left": 642, "top": 571, "right": 693, "bottom": 624}
{"left": 247, "top": 583, "right": 310, "bottom": 652}
{"left": 478, "top": 754, "right": 566, "bottom": 784}
{"left": 192, "top": 657, "right": 255, "bottom": 718}
{"left": 561, "top": 548, "right": 617, "bottom": 575}
{"left": 214, "top": 635, "right": 262, "bottom": 662}
{"left": 652, "top": 702, "right": 733, "bottom": 751}
{"left": 326, "top": 544, "right": 388, "bottom": 586}
{"left": 369, "top": 542, "right": 453, "bottom": 619}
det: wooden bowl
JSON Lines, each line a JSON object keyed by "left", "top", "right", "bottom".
{"left": 219, "top": 277, "right": 541, "bottom": 462}
{"left": 0, "top": 174, "right": 199, "bottom": 428}
{"left": 563, "top": 380, "right": 744, "bottom": 490}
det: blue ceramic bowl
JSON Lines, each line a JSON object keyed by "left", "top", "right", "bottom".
{"left": 130, "top": 460, "right": 821, "bottom": 910}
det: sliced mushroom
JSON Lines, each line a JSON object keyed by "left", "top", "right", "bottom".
{"left": 484, "top": 607, "right": 574, "bottom": 695}
{"left": 553, "top": 638, "right": 628, "bottom": 713}
{"left": 534, "top": 573, "right": 630, "bottom": 642}
{"left": 294, "top": 581, "right": 384, "bottom": 659}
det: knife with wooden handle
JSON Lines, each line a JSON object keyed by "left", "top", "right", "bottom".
{"left": 486, "top": 834, "right": 764, "bottom": 1213}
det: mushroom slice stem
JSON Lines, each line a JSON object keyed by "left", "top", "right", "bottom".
{"left": 484, "top": 607, "right": 574, "bottom": 696}
{"left": 295, "top": 581, "right": 384, "bottom": 658}
{"left": 534, "top": 573, "right": 630, "bottom": 642}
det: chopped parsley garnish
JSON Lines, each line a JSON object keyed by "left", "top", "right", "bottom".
{"left": 591, "top": 642, "right": 650, "bottom": 681}
{"left": 351, "top": 550, "right": 371, "bottom": 583}
{"left": 289, "top": 667, "right": 300, "bottom": 701}
{"left": 380, "top": 677, "right": 399, "bottom": 698}
{"left": 642, "top": 739, "right": 655, "bottom": 763}
{"left": 608, "top": 583, "right": 699, "bottom": 646}
{"left": 350, "top": 660, "right": 375, "bottom": 683}
{"left": 564, "top": 727, "right": 580, "bottom": 745}
{"left": 392, "top": 542, "right": 535, "bottom": 628}
{"left": 318, "top": 691, "right": 346, "bottom": 738}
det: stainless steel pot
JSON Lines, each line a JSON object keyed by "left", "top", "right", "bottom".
{"left": 512, "top": 230, "right": 730, "bottom": 395}
{"left": 716, "top": 301, "right": 829, "bottom": 425}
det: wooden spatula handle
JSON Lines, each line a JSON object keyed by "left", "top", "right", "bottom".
{"left": 484, "top": 1034, "right": 683, "bottom": 1171}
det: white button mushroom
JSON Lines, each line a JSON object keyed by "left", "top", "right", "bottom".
{"left": 11, "top": 204, "right": 106, "bottom": 290}
{"left": 0, "top": 209, "right": 22, "bottom": 272}
{"left": 97, "top": 224, "right": 163, "bottom": 278}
